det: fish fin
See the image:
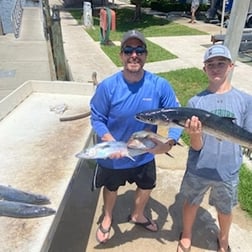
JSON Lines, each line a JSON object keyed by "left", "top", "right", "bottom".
{"left": 176, "top": 141, "right": 183, "bottom": 147}
{"left": 165, "top": 152, "right": 174, "bottom": 158}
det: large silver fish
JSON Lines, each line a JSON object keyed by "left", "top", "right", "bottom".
{"left": 135, "top": 107, "right": 252, "bottom": 149}
{"left": 0, "top": 201, "right": 55, "bottom": 218}
{"left": 76, "top": 141, "right": 136, "bottom": 161}
{"left": 0, "top": 185, "right": 55, "bottom": 218}
{"left": 0, "top": 185, "right": 50, "bottom": 205}
{"left": 76, "top": 131, "right": 174, "bottom": 161}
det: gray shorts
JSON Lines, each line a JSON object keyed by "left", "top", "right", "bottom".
{"left": 180, "top": 172, "right": 238, "bottom": 214}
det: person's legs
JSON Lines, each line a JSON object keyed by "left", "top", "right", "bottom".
{"left": 210, "top": 178, "right": 237, "bottom": 252}
{"left": 177, "top": 201, "right": 199, "bottom": 252}
{"left": 177, "top": 172, "right": 210, "bottom": 251}
{"left": 129, "top": 159, "right": 158, "bottom": 231}
{"left": 189, "top": 6, "right": 199, "bottom": 23}
{"left": 96, "top": 187, "right": 117, "bottom": 243}
{"left": 217, "top": 211, "right": 232, "bottom": 252}
{"left": 191, "top": 8, "right": 196, "bottom": 23}
{"left": 129, "top": 187, "right": 158, "bottom": 231}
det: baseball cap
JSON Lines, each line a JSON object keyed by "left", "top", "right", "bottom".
{"left": 204, "top": 45, "right": 232, "bottom": 62}
{"left": 121, "top": 30, "right": 146, "bottom": 48}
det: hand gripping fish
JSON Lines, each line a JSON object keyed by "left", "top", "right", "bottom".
{"left": 127, "top": 130, "right": 175, "bottom": 157}
{"left": 0, "top": 185, "right": 56, "bottom": 218}
{"left": 135, "top": 107, "right": 252, "bottom": 149}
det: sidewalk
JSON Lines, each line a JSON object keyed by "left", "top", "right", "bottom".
{"left": 0, "top": 6, "right": 52, "bottom": 101}
{"left": 48, "top": 1, "right": 252, "bottom": 252}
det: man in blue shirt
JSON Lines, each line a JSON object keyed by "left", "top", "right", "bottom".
{"left": 90, "top": 30, "right": 181, "bottom": 243}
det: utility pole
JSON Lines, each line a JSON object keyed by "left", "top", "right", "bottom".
{"left": 224, "top": 0, "right": 251, "bottom": 63}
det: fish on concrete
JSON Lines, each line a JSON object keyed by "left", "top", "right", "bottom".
{"left": 0, "top": 201, "right": 55, "bottom": 218}
{"left": 0, "top": 185, "right": 50, "bottom": 205}
{"left": 0, "top": 185, "right": 55, "bottom": 218}
{"left": 135, "top": 107, "right": 252, "bottom": 149}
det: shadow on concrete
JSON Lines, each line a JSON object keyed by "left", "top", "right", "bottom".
{"left": 93, "top": 189, "right": 169, "bottom": 249}
{"left": 167, "top": 193, "right": 220, "bottom": 251}
{"left": 93, "top": 190, "right": 220, "bottom": 250}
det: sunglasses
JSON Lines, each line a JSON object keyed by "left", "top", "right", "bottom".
{"left": 122, "top": 46, "right": 147, "bottom": 56}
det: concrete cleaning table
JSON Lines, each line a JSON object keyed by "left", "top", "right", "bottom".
{"left": 0, "top": 80, "right": 94, "bottom": 252}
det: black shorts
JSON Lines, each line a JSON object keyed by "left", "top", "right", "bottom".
{"left": 92, "top": 159, "right": 156, "bottom": 191}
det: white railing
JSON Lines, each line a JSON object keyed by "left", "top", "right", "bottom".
{"left": 11, "top": 0, "right": 23, "bottom": 38}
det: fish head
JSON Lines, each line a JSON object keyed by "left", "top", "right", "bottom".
{"left": 135, "top": 110, "right": 171, "bottom": 126}
{"left": 75, "top": 147, "right": 97, "bottom": 159}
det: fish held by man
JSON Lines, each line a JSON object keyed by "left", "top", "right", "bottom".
{"left": 135, "top": 107, "right": 252, "bottom": 149}
{"left": 76, "top": 141, "right": 136, "bottom": 161}
{"left": 127, "top": 130, "right": 175, "bottom": 157}
{"left": 76, "top": 131, "right": 175, "bottom": 161}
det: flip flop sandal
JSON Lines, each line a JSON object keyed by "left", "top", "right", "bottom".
{"left": 177, "top": 232, "right": 191, "bottom": 252}
{"left": 128, "top": 215, "right": 158, "bottom": 232}
{"left": 96, "top": 223, "right": 111, "bottom": 244}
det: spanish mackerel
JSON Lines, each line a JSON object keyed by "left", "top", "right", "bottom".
{"left": 76, "top": 141, "right": 136, "bottom": 161}
{"left": 0, "top": 185, "right": 50, "bottom": 205}
{"left": 0, "top": 185, "right": 55, "bottom": 218}
{"left": 0, "top": 201, "right": 55, "bottom": 218}
{"left": 135, "top": 107, "right": 252, "bottom": 149}
{"left": 76, "top": 131, "right": 173, "bottom": 161}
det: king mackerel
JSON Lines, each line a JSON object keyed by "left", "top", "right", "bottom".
{"left": 135, "top": 107, "right": 252, "bottom": 150}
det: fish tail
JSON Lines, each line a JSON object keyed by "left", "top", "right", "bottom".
{"left": 165, "top": 152, "right": 174, "bottom": 158}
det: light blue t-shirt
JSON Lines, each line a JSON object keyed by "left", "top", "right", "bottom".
{"left": 186, "top": 87, "right": 252, "bottom": 181}
{"left": 90, "top": 70, "right": 182, "bottom": 169}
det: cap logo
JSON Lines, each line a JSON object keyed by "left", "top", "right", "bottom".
{"left": 132, "top": 30, "right": 136, "bottom": 34}
{"left": 208, "top": 47, "right": 226, "bottom": 57}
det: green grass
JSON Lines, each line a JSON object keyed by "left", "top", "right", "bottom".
{"left": 239, "top": 164, "right": 252, "bottom": 217}
{"left": 70, "top": 8, "right": 206, "bottom": 65}
{"left": 101, "top": 40, "right": 176, "bottom": 66}
{"left": 70, "top": 6, "right": 252, "bottom": 218}
{"left": 158, "top": 68, "right": 208, "bottom": 106}
{"left": 71, "top": 8, "right": 206, "bottom": 39}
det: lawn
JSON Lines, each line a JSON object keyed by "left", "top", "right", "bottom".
{"left": 70, "top": 7, "right": 206, "bottom": 65}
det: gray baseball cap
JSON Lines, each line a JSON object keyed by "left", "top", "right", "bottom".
{"left": 204, "top": 45, "right": 232, "bottom": 62}
{"left": 121, "top": 30, "right": 146, "bottom": 48}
